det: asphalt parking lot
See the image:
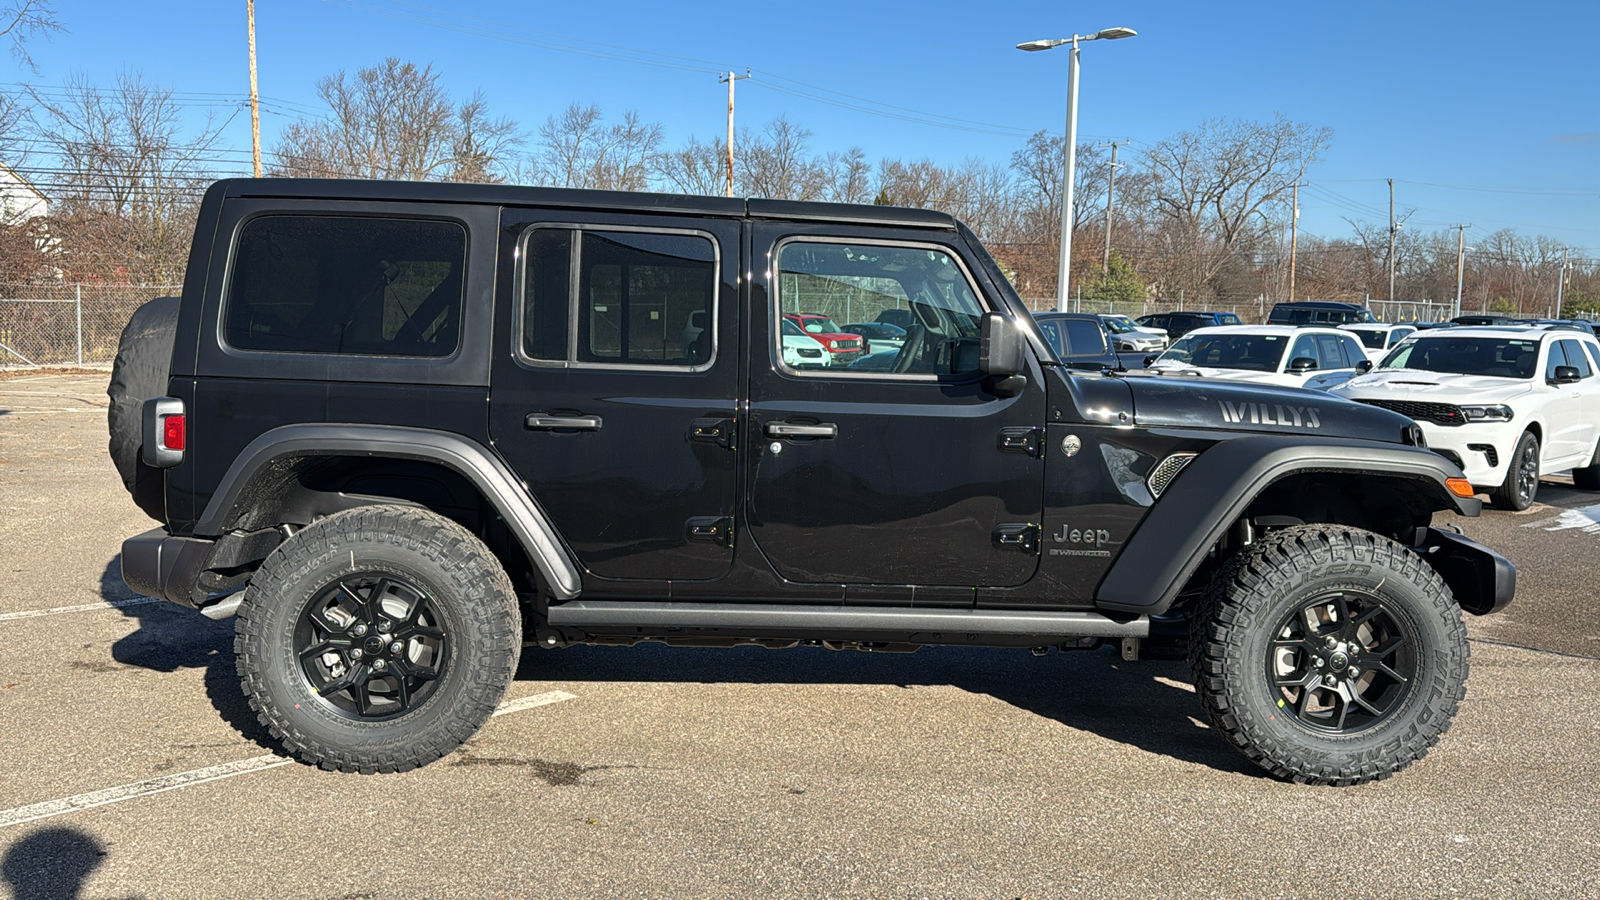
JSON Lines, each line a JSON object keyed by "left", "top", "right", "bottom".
{"left": 2, "top": 373, "right": 1597, "bottom": 899}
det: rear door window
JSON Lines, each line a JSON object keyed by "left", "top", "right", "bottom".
{"left": 1558, "top": 339, "right": 1592, "bottom": 378}
{"left": 1060, "top": 319, "right": 1107, "bottom": 357}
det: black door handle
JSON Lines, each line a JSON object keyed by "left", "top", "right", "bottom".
{"left": 525, "top": 413, "right": 603, "bottom": 431}
{"left": 764, "top": 421, "right": 837, "bottom": 439}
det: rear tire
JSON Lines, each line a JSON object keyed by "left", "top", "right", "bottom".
{"left": 235, "top": 506, "right": 520, "bottom": 773}
{"left": 1189, "top": 525, "right": 1468, "bottom": 786}
{"left": 1489, "top": 431, "right": 1539, "bottom": 511}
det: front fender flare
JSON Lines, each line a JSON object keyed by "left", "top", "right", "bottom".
{"left": 1094, "top": 435, "right": 1478, "bottom": 615}
{"left": 196, "top": 424, "right": 582, "bottom": 599}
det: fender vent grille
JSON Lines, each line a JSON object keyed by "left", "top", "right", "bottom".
{"left": 1147, "top": 453, "right": 1197, "bottom": 498}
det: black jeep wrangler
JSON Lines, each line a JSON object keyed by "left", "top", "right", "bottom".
{"left": 109, "top": 179, "right": 1514, "bottom": 785}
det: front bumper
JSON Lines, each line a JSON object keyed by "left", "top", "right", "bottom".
{"left": 1417, "top": 420, "right": 1517, "bottom": 487}
{"left": 1416, "top": 527, "right": 1516, "bottom": 615}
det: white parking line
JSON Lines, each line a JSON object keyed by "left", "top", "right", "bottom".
{"left": 0, "top": 690, "right": 578, "bottom": 830}
{"left": 0, "top": 596, "right": 164, "bottom": 623}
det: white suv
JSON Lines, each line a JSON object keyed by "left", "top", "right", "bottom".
{"left": 1341, "top": 323, "right": 1417, "bottom": 362}
{"left": 1141, "top": 325, "right": 1369, "bottom": 390}
{"left": 1329, "top": 327, "right": 1600, "bottom": 509}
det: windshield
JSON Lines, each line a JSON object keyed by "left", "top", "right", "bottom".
{"left": 1354, "top": 309, "right": 1378, "bottom": 323}
{"left": 1353, "top": 330, "right": 1387, "bottom": 349}
{"left": 1380, "top": 337, "right": 1540, "bottom": 378}
{"left": 781, "top": 319, "right": 805, "bottom": 337}
{"left": 1217, "top": 313, "right": 1243, "bottom": 325}
{"left": 1102, "top": 316, "right": 1136, "bottom": 333}
{"left": 1157, "top": 332, "right": 1288, "bottom": 372}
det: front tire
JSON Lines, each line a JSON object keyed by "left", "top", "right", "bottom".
{"left": 235, "top": 506, "right": 520, "bottom": 773}
{"left": 1189, "top": 525, "right": 1468, "bottom": 786}
{"left": 1489, "top": 431, "right": 1539, "bottom": 510}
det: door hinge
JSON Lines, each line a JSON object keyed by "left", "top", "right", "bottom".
{"left": 686, "top": 516, "right": 734, "bottom": 547}
{"left": 998, "top": 426, "right": 1043, "bottom": 458}
{"left": 690, "top": 417, "right": 736, "bottom": 449}
{"left": 992, "top": 523, "right": 1040, "bottom": 552}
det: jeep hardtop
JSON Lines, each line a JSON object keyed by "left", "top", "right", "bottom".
{"left": 110, "top": 178, "right": 1514, "bottom": 785}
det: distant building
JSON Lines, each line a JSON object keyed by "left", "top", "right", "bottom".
{"left": 0, "top": 163, "right": 48, "bottom": 225}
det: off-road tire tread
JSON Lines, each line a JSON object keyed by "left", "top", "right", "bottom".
{"left": 235, "top": 506, "right": 520, "bottom": 774}
{"left": 1187, "top": 524, "right": 1469, "bottom": 786}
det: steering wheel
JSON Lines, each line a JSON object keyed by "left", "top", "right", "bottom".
{"left": 892, "top": 325, "right": 927, "bottom": 374}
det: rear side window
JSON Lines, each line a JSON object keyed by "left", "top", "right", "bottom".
{"left": 520, "top": 228, "right": 718, "bottom": 368}
{"left": 1586, "top": 342, "right": 1600, "bottom": 372}
{"left": 1338, "top": 334, "right": 1367, "bottom": 366}
{"left": 225, "top": 215, "right": 466, "bottom": 357}
{"left": 1313, "top": 333, "right": 1346, "bottom": 370}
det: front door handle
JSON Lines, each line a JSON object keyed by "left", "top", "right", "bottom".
{"left": 526, "top": 413, "right": 603, "bottom": 431}
{"left": 764, "top": 421, "right": 838, "bottom": 439}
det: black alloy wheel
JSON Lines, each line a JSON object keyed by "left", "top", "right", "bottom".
{"left": 1266, "top": 590, "right": 1417, "bottom": 734}
{"left": 296, "top": 574, "right": 449, "bottom": 720}
{"left": 1490, "top": 431, "right": 1539, "bottom": 511}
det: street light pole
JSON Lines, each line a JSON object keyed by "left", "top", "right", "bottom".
{"left": 1018, "top": 27, "right": 1136, "bottom": 312}
{"left": 1453, "top": 224, "right": 1471, "bottom": 320}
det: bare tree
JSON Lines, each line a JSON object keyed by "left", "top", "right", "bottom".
{"left": 526, "top": 103, "right": 662, "bottom": 191}
{"left": 28, "top": 71, "right": 227, "bottom": 281}
{"left": 273, "top": 58, "right": 519, "bottom": 182}
{"left": 738, "top": 116, "right": 832, "bottom": 201}
{"left": 0, "top": 1, "right": 61, "bottom": 73}
{"left": 656, "top": 135, "right": 725, "bottom": 196}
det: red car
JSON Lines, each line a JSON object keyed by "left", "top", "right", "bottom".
{"left": 782, "top": 313, "right": 865, "bottom": 362}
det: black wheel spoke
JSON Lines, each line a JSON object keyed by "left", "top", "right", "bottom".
{"left": 297, "top": 572, "right": 450, "bottom": 722}
{"left": 1265, "top": 587, "right": 1419, "bottom": 736}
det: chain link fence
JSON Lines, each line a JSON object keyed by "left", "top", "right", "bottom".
{"left": 1022, "top": 297, "right": 1456, "bottom": 325}
{"left": 0, "top": 283, "right": 179, "bottom": 368}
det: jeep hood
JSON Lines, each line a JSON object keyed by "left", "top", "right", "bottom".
{"left": 1123, "top": 375, "right": 1413, "bottom": 442}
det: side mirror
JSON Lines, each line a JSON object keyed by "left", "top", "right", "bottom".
{"left": 1357, "top": 359, "right": 1374, "bottom": 373}
{"left": 1551, "top": 365, "right": 1581, "bottom": 385}
{"left": 979, "top": 312, "right": 1025, "bottom": 377}
{"left": 1288, "top": 356, "right": 1318, "bottom": 374}
{"left": 1143, "top": 354, "right": 1159, "bottom": 367}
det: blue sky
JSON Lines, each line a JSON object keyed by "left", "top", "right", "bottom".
{"left": 15, "top": 0, "right": 1600, "bottom": 254}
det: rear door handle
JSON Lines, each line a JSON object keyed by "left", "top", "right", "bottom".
{"left": 525, "top": 413, "right": 603, "bottom": 431}
{"left": 764, "top": 421, "right": 838, "bottom": 439}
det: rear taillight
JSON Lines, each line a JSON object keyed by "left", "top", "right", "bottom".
{"left": 162, "top": 414, "right": 186, "bottom": 451}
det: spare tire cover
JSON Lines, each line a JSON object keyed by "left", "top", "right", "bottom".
{"left": 107, "top": 296, "right": 180, "bottom": 518}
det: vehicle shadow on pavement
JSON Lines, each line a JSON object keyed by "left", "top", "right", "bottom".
{"left": 0, "top": 826, "right": 138, "bottom": 900}
{"left": 519, "top": 642, "right": 1265, "bottom": 779}
{"left": 99, "top": 557, "right": 278, "bottom": 752}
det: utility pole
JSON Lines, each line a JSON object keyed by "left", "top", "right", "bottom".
{"left": 248, "top": 0, "right": 261, "bottom": 177}
{"left": 1555, "top": 248, "right": 1570, "bottom": 319}
{"left": 1453, "top": 223, "right": 1471, "bottom": 320}
{"left": 718, "top": 70, "right": 750, "bottom": 198}
{"left": 1387, "top": 178, "right": 1396, "bottom": 302}
{"left": 1101, "top": 140, "right": 1125, "bottom": 275}
{"left": 1289, "top": 182, "right": 1300, "bottom": 301}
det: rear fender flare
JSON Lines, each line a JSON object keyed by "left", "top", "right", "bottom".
{"left": 196, "top": 424, "right": 582, "bottom": 599}
{"left": 1094, "top": 435, "right": 1478, "bottom": 615}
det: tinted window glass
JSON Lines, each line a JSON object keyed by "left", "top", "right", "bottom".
{"left": 522, "top": 229, "right": 717, "bottom": 367}
{"left": 226, "top": 215, "right": 466, "bottom": 357}
{"left": 521, "top": 228, "right": 571, "bottom": 362}
{"left": 1061, "top": 320, "right": 1106, "bottom": 357}
{"left": 1217, "top": 313, "right": 1242, "bottom": 325}
{"left": 1383, "top": 337, "right": 1539, "bottom": 378}
{"left": 1315, "top": 334, "right": 1347, "bottom": 370}
{"left": 777, "top": 242, "right": 984, "bottom": 377}
{"left": 1390, "top": 327, "right": 1415, "bottom": 346}
{"left": 1339, "top": 335, "right": 1367, "bottom": 366}
{"left": 1586, "top": 342, "right": 1600, "bottom": 372}
{"left": 1288, "top": 334, "right": 1318, "bottom": 368}
{"left": 579, "top": 232, "right": 716, "bottom": 365}
{"left": 1545, "top": 341, "right": 1569, "bottom": 380}
{"left": 1160, "top": 333, "right": 1287, "bottom": 372}
{"left": 1558, "top": 339, "right": 1591, "bottom": 377}
{"left": 1353, "top": 330, "right": 1387, "bottom": 349}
